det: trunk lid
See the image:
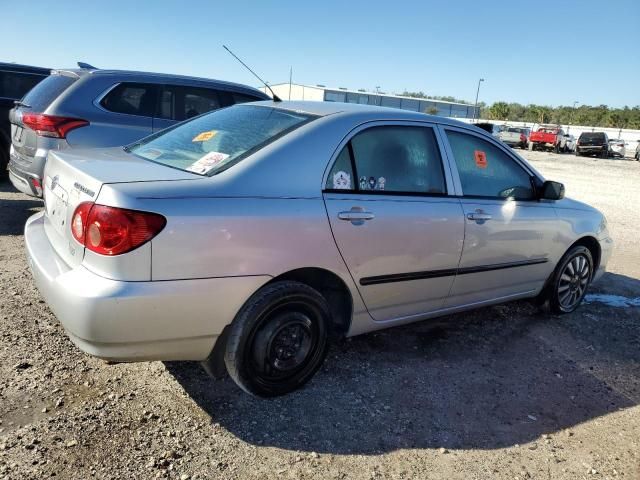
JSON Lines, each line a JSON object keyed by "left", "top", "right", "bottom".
{"left": 42, "top": 147, "right": 199, "bottom": 267}
{"left": 530, "top": 131, "right": 557, "bottom": 143}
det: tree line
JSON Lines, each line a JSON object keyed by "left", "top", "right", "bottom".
{"left": 401, "top": 91, "right": 640, "bottom": 129}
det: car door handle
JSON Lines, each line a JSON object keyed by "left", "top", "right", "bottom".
{"left": 466, "top": 211, "right": 492, "bottom": 222}
{"left": 338, "top": 211, "right": 375, "bottom": 221}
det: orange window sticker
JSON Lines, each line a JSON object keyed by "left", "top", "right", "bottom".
{"left": 474, "top": 150, "right": 488, "bottom": 169}
{"left": 192, "top": 130, "right": 217, "bottom": 142}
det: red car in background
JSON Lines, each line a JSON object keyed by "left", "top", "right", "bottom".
{"left": 528, "top": 125, "right": 567, "bottom": 152}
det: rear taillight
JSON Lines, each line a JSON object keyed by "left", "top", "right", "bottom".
{"left": 71, "top": 202, "right": 166, "bottom": 256}
{"left": 22, "top": 113, "right": 89, "bottom": 138}
{"left": 520, "top": 134, "right": 526, "bottom": 142}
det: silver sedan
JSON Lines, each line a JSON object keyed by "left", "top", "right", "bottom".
{"left": 25, "top": 101, "right": 613, "bottom": 396}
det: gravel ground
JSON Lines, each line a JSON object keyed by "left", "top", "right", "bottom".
{"left": 1, "top": 152, "right": 639, "bottom": 480}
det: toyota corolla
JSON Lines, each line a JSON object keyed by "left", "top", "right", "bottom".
{"left": 24, "top": 101, "right": 613, "bottom": 396}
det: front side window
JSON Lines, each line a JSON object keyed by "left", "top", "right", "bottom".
{"left": 128, "top": 105, "right": 316, "bottom": 176}
{"left": 101, "top": 83, "right": 157, "bottom": 117}
{"left": 325, "top": 126, "right": 446, "bottom": 194}
{"left": 446, "top": 130, "right": 534, "bottom": 200}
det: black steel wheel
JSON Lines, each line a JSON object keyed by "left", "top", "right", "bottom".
{"left": 548, "top": 246, "right": 593, "bottom": 314}
{"left": 224, "top": 281, "right": 330, "bottom": 397}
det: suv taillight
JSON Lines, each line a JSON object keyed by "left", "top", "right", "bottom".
{"left": 71, "top": 202, "right": 166, "bottom": 256}
{"left": 22, "top": 113, "right": 89, "bottom": 138}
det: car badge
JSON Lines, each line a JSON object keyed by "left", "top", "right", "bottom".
{"left": 51, "top": 175, "right": 59, "bottom": 191}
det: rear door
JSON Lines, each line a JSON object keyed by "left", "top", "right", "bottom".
{"left": 87, "top": 82, "right": 156, "bottom": 146}
{"left": 323, "top": 122, "right": 465, "bottom": 321}
{"left": 440, "top": 126, "right": 559, "bottom": 307}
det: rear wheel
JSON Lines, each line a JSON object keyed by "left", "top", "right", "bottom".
{"left": 546, "top": 246, "right": 594, "bottom": 314}
{"left": 224, "top": 281, "right": 330, "bottom": 397}
{"left": 601, "top": 149, "right": 608, "bottom": 159}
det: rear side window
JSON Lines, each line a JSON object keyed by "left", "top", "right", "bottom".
{"left": 183, "top": 87, "right": 220, "bottom": 119}
{"left": 325, "top": 126, "right": 446, "bottom": 194}
{"left": 446, "top": 130, "right": 534, "bottom": 200}
{"left": 20, "top": 74, "right": 75, "bottom": 111}
{"left": 127, "top": 105, "right": 316, "bottom": 176}
{"left": 100, "top": 83, "right": 157, "bottom": 117}
{"left": 0, "top": 71, "right": 48, "bottom": 100}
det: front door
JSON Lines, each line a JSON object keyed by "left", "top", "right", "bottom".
{"left": 440, "top": 127, "right": 559, "bottom": 307}
{"left": 323, "top": 123, "right": 465, "bottom": 322}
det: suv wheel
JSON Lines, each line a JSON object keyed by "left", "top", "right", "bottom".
{"left": 224, "top": 281, "right": 330, "bottom": 397}
{"left": 601, "top": 149, "right": 608, "bottom": 159}
{"left": 545, "top": 246, "right": 594, "bottom": 314}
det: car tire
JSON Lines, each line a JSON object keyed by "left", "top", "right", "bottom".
{"left": 601, "top": 149, "right": 608, "bottom": 159}
{"left": 545, "top": 246, "right": 594, "bottom": 314}
{"left": 224, "top": 280, "right": 330, "bottom": 397}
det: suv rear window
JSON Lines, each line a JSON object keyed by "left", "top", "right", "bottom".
{"left": 580, "top": 132, "right": 605, "bottom": 141}
{"left": 19, "top": 73, "right": 75, "bottom": 111}
{"left": 127, "top": 105, "right": 316, "bottom": 176}
{"left": 0, "top": 70, "right": 48, "bottom": 100}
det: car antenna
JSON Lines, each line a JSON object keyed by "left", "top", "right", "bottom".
{"left": 223, "top": 45, "right": 281, "bottom": 102}
{"left": 77, "top": 62, "right": 98, "bottom": 70}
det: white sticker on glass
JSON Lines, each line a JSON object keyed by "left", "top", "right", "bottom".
{"left": 333, "top": 171, "right": 351, "bottom": 189}
{"left": 186, "top": 151, "right": 230, "bottom": 175}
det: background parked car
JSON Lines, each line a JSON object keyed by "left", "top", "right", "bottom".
{"left": 529, "top": 125, "right": 566, "bottom": 152}
{"left": 576, "top": 132, "right": 609, "bottom": 158}
{"left": 563, "top": 134, "right": 577, "bottom": 152}
{"left": 8, "top": 64, "right": 269, "bottom": 197}
{"left": 474, "top": 122, "right": 503, "bottom": 137}
{"left": 497, "top": 126, "right": 529, "bottom": 149}
{"left": 0, "top": 62, "right": 49, "bottom": 179}
{"left": 636, "top": 142, "right": 640, "bottom": 161}
{"left": 608, "top": 138, "right": 626, "bottom": 158}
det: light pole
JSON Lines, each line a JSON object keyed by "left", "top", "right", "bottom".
{"left": 473, "top": 78, "right": 484, "bottom": 121}
{"left": 568, "top": 100, "right": 579, "bottom": 133}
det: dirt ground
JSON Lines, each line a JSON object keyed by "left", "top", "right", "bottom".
{"left": 1, "top": 152, "right": 639, "bottom": 480}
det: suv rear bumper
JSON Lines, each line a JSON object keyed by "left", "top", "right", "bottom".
{"left": 25, "top": 211, "right": 271, "bottom": 362}
{"left": 8, "top": 146, "right": 46, "bottom": 197}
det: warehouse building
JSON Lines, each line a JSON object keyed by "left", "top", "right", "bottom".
{"left": 259, "top": 83, "right": 479, "bottom": 119}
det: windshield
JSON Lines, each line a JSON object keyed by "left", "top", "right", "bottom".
{"left": 127, "top": 105, "right": 317, "bottom": 176}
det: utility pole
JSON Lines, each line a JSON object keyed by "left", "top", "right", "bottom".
{"left": 473, "top": 78, "right": 484, "bottom": 121}
{"left": 288, "top": 67, "right": 292, "bottom": 101}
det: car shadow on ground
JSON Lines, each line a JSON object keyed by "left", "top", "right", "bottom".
{"left": 0, "top": 180, "right": 42, "bottom": 235}
{"left": 166, "top": 272, "right": 640, "bottom": 454}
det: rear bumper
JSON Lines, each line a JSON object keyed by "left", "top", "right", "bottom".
{"left": 25, "top": 211, "right": 270, "bottom": 362}
{"left": 8, "top": 146, "right": 46, "bottom": 197}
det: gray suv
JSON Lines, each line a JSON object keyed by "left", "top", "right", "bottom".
{"left": 8, "top": 65, "right": 269, "bottom": 197}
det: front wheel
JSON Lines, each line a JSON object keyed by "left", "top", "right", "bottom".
{"left": 546, "top": 246, "right": 594, "bottom": 314}
{"left": 224, "top": 281, "right": 330, "bottom": 397}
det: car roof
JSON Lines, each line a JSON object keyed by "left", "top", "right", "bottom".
{"left": 0, "top": 62, "right": 51, "bottom": 75}
{"left": 249, "top": 100, "right": 474, "bottom": 128}
{"left": 51, "top": 67, "right": 268, "bottom": 96}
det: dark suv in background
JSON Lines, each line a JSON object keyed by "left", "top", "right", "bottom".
{"left": 576, "top": 132, "right": 609, "bottom": 158}
{"left": 8, "top": 64, "right": 269, "bottom": 196}
{"left": 0, "top": 62, "right": 50, "bottom": 178}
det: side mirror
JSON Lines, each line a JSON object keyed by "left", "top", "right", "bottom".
{"left": 540, "top": 180, "right": 565, "bottom": 200}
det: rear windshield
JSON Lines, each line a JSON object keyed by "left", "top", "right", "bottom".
{"left": 20, "top": 73, "right": 76, "bottom": 111}
{"left": 507, "top": 127, "right": 523, "bottom": 133}
{"left": 127, "top": 105, "right": 317, "bottom": 176}
{"left": 580, "top": 132, "right": 605, "bottom": 141}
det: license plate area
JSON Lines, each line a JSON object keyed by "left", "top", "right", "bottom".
{"left": 45, "top": 183, "right": 69, "bottom": 237}
{"left": 13, "top": 126, "right": 24, "bottom": 143}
